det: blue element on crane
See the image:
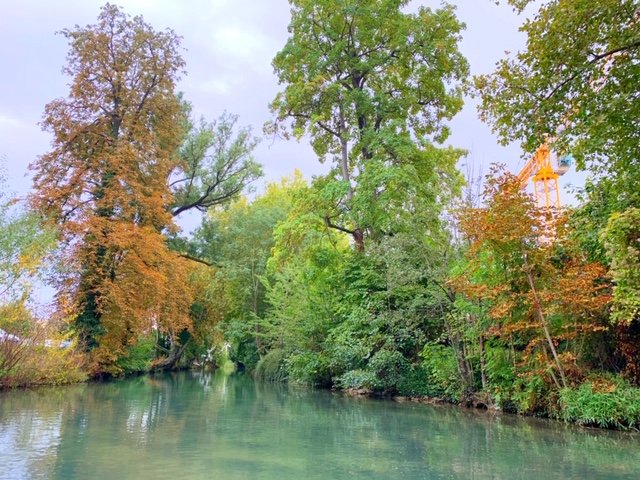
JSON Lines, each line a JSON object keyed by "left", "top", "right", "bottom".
{"left": 559, "top": 154, "right": 573, "bottom": 168}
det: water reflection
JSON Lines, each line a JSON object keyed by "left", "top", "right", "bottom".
{"left": 0, "top": 371, "right": 639, "bottom": 479}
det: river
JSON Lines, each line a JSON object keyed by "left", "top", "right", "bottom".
{"left": 1, "top": 371, "right": 639, "bottom": 479}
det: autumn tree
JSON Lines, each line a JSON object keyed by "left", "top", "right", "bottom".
{"left": 452, "top": 166, "right": 610, "bottom": 391}
{"left": 269, "top": 0, "right": 468, "bottom": 249}
{"left": 29, "top": 4, "right": 193, "bottom": 371}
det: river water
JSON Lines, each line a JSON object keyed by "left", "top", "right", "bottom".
{"left": 1, "top": 371, "right": 639, "bottom": 479}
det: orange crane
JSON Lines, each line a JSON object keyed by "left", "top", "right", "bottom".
{"left": 516, "top": 143, "right": 572, "bottom": 210}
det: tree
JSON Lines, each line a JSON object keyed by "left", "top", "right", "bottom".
{"left": 268, "top": 0, "right": 468, "bottom": 248}
{"left": 604, "top": 208, "right": 640, "bottom": 383}
{"left": 0, "top": 162, "right": 56, "bottom": 302}
{"left": 170, "top": 109, "right": 262, "bottom": 218}
{"left": 29, "top": 4, "right": 193, "bottom": 371}
{"left": 475, "top": 0, "right": 640, "bottom": 204}
{"left": 452, "top": 166, "right": 610, "bottom": 391}
{"left": 190, "top": 172, "right": 306, "bottom": 369}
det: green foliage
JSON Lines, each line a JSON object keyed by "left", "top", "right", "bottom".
{"left": 484, "top": 345, "right": 517, "bottom": 400}
{"left": 286, "top": 351, "right": 332, "bottom": 387}
{"left": 475, "top": 0, "right": 640, "bottom": 209}
{"left": 269, "top": 0, "right": 467, "bottom": 242}
{"left": 366, "top": 349, "right": 411, "bottom": 393}
{"left": 191, "top": 172, "right": 307, "bottom": 365}
{"left": 510, "top": 375, "right": 550, "bottom": 416}
{"left": 395, "top": 364, "right": 432, "bottom": 397}
{"left": 421, "top": 344, "right": 464, "bottom": 402}
{"left": 336, "top": 369, "right": 378, "bottom": 391}
{"left": 0, "top": 162, "right": 56, "bottom": 302}
{"left": 170, "top": 110, "right": 263, "bottom": 217}
{"left": 255, "top": 348, "right": 288, "bottom": 383}
{"left": 559, "top": 377, "right": 640, "bottom": 429}
{"left": 228, "top": 334, "right": 260, "bottom": 372}
{"left": 115, "top": 337, "right": 155, "bottom": 374}
{"left": 604, "top": 207, "right": 640, "bottom": 324}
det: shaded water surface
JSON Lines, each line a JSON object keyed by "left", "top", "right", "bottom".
{"left": 1, "top": 371, "right": 639, "bottom": 479}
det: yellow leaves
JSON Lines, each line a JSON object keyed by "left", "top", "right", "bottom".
{"left": 590, "top": 377, "right": 617, "bottom": 394}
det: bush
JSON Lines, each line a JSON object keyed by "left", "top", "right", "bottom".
{"left": 1, "top": 336, "right": 88, "bottom": 388}
{"left": 115, "top": 337, "right": 155, "bottom": 374}
{"left": 366, "top": 349, "right": 411, "bottom": 393}
{"left": 397, "top": 364, "right": 432, "bottom": 397}
{"left": 287, "top": 351, "right": 332, "bottom": 386}
{"left": 558, "top": 376, "right": 640, "bottom": 429}
{"left": 510, "top": 374, "right": 550, "bottom": 415}
{"left": 230, "top": 337, "right": 260, "bottom": 372}
{"left": 255, "top": 348, "right": 287, "bottom": 382}
{"left": 336, "top": 369, "right": 378, "bottom": 391}
{"left": 421, "top": 344, "right": 464, "bottom": 402}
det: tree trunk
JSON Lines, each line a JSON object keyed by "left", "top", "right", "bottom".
{"left": 479, "top": 334, "right": 488, "bottom": 390}
{"left": 153, "top": 338, "right": 190, "bottom": 371}
{"left": 338, "top": 103, "right": 354, "bottom": 202}
{"left": 523, "top": 258, "right": 567, "bottom": 389}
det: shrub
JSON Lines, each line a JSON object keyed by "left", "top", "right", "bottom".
{"left": 366, "top": 349, "right": 411, "bottom": 393}
{"left": 421, "top": 344, "right": 464, "bottom": 402}
{"left": 558, "top": 376, "right": 640, "bottom": 429}
{"left": 1, "top": 336, "right": 88, "bottom": 388}
{"left": 230, "top": 337, "right": 260, "bottom": 372}
{"left": 336, "top": 369, "right": 378, "bottom": 391}
{"left": 255, "top": 348, "right": 287, "bottom": 382}
{"left": 397, "top": 364, "right": 432, "bottom": 397}
{"left": 287, "top": 351, "right": 332, "bottom": 386}
{"left": 115, "top": 337, "right": 155, "bottom": 374}
{"left": 511, "top": 374, "right": 550, "bottom": 415}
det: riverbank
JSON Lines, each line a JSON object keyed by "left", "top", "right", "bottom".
{"left": 3, "top": 343, "right": 640, "bottom": 433}
{"left": 341, "top": 376, "right": 640, "bottom": 431}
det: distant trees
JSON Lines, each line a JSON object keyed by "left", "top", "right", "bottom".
{"left": 0, "top": 161, "right": 56, "bottom": 303}
{"left": 190, "top": 172, "right": 306, "bottom": 370}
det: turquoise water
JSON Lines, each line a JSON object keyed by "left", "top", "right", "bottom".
{"left": 1, "top": 371, "right": 639, "bottom": 479}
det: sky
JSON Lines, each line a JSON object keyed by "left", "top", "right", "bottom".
{"left": 0, "top": 0, "right": 586, "bottom": 211}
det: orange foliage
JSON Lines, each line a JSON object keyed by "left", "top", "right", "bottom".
{"left": 28, "top": 5, "right": 195, "bottom": 372}
{"left": 452, "top": 165, "right": 612, "bottom": 386}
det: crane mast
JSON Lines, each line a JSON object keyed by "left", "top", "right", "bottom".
{"left": 516, "top": 143, "right": 571, "bottom": 210}
{"left": 515, "top": 143, "right": 572, "bottom": 242}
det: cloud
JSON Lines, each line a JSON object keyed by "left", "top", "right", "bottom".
{"left": 212, "top": 26, "right": 269, "bottom": 62}
{"left": 0, "top": 114, "right": 26, "bottom": 129}
{"left": 197, "top": 78, "right": 231, "bottom": 95}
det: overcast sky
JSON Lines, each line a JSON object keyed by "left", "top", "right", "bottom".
{"left": 0, "top": 0, "right": 586, "bottom": 210}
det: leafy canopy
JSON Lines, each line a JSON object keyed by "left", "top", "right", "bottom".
{"left": 29, "top": 4, "right": 192, "bottom": 366}
{"left": 475, "top": 0, "right": 640, "bottom": 201}
{"left": 269, "top": 0, "right": 468, "bottom": 242}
